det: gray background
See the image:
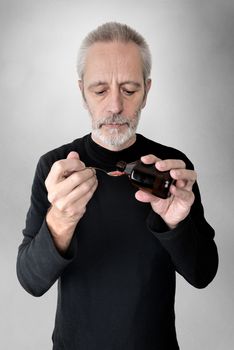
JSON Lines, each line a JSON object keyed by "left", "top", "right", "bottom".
{"left": 0, "top": 0, "right": 233, "bottom": 349}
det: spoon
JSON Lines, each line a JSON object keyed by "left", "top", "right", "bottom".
{"left": 89, "top": 167, "right": 125, "bottom": 177}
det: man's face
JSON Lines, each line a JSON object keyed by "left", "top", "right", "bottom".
{"left": 79, "top": 41, "right": 151, "bottom": 150}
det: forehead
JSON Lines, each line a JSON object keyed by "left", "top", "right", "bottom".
{"left": 83, "top": 41, "right": 144, "bottom": 82}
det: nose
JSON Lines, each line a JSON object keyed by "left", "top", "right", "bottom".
{"left": 107, "top": 90, "right": 123, "bottom": 115}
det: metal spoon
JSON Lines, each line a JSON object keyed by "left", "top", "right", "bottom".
{"left": 89, "top": 167, "right": 125, "bottom": 177}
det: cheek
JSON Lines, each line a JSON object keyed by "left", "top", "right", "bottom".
{"left": 85, "top": 96, "right": 101, "bottom": 116}
{"left": 126, "top": 99, "right": 144, "bottom": 115}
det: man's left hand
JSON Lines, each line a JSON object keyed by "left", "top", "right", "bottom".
{"left": 135, "top": 154, "right": 197, "bottom": 230}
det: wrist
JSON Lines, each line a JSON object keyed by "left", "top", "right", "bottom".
{"left": 46, "top": 207, "right": 77, "bottom": 253}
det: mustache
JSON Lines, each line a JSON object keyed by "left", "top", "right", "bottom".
{"left": 96, "top": 115, "right": 130, "bottom": 128}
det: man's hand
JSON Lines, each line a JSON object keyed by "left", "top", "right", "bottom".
{"left": 45, "top": 151, "right": 98, "bottom": 253}
{"left": 135, "top": 154, "right": 197, "bottom": 230}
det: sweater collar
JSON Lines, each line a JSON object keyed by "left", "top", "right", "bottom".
{"left": 84, "top": 133, "right": 142, "bottom": 170}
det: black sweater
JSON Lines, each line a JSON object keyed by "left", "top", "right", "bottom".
{"left": 17, "top": 134, "right": 218, "bottom": 350}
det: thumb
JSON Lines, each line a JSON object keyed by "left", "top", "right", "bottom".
{"left": 67, "top": 151, "right": 80, "bottom": 160}
{"left": 66, "top": 151, "right": 85, "bottom": 169}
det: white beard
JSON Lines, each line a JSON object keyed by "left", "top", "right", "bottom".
{"left": 91, "top": 112, "right": 141, "bottom": 148}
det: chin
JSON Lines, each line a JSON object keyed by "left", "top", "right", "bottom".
{"left": 92, "top": 128, "right": 136, "bottom": 149}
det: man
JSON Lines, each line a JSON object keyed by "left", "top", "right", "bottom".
{"left": 17, "top": 22, "right": 218, "bottom": 349}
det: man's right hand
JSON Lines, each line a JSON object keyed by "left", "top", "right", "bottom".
{"left": 45, "top": 151, "right": 98, "bottom": 253}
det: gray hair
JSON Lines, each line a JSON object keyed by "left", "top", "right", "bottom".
{"left": 77, "top": 22, "right": 152, "bottom": 81}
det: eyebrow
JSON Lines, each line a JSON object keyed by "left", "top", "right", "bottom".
{"left": 121, "top": 81, "right": 142, "bottom": 88}
{"left": 87, "top": 81, "right": 107, "bottom": 89}
{"left": 87, "top": 81, "right": 142, "bottom": 89}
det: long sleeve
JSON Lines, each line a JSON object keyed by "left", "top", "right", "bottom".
{"left": 16, "top": 157, "right": 77, "bottom": 297}
{"left": 16, "top": 134, "right": 219, "bottom": 349}
{"left": 146, "top": 180, "right": 218, "bottom": 288}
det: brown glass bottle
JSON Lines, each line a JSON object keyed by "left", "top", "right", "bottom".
{"left": 116, "top": 160, "right": 174, "bottom": 199}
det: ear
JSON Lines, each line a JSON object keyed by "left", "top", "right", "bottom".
{"left": 78, "top": 79, "right": 83, "bottom": 92}
{"left": 78, "top": 80, "right": 88, "bottom": 109}
{"left": 141, "top": 79, "right": 152, "bottom": 109}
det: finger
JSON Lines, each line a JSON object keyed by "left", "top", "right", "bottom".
{"left": 170, "top": 169, "right": 197, "bottom": 192}
{"left": 63, "top": 171, "right": 97, "bottom": 204}
{"left": 170, "top": 185, "right": 195, "bottom": 206}
{"left": 135, "top": 189, "right": 161, "bottom": 204}
{"left": 156, "top": 159, "right": 186, "bottom": 172}
{"left": 170, "top": 169, "right": 197, "bottom": 182}
{"left": 67, "top": 151, "right": 80, "bottom": 160}
{"left": 79, "top": 177, "right": 98, "bottom": 204}
{"left": 48, "top": 168, "right": 96, "bottom": 203}
{"left": 175, "top": 179, "right": 187, "bottom": 189}
{"left": 173, "top": 180, "right": 194, "bottom": 193}
{"left": 140, "top": 154, "right": 161, "bottom": 164}
{"left": 56, "top": 177, "right": 98, "bottom": 212}
{"left": 86, "top": 167, "right": 96, "bottom": 176}
{"left": 64, "top": 168, "right": 96, "bottom": 190}
{"left": 61, "top": 180, "right": 98, "bottom": 220}
{"left": 46, "top": 158, "right": 86, "bottom": 187}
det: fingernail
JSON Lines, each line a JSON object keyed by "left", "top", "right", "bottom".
{"left": 156, "top": 161, "right": 164, "bottom": 169}
{"left": 170, "top": 170, "right": 178, "bottom": 178}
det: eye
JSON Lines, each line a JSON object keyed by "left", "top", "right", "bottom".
{"left": 123, "top": 89, "right": 135, "bottom": 96}
{"left": 94, "top": 90, "right": 106, "bottom": 96}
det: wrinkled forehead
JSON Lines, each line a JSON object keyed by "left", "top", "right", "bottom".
{"left": 83, "top": 41, "right": 144, "bottom": 83}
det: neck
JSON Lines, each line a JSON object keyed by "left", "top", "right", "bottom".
{"left": 91, "top": 133, "right": 137, "bottom": 152}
